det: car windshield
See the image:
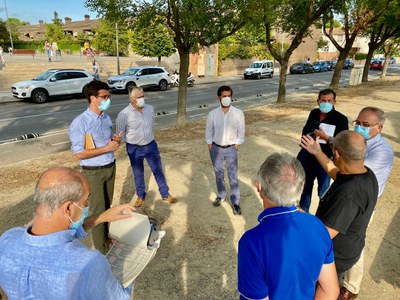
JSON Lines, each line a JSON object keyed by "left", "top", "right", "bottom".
{"left": 250, "top": 63, "right": 262, "bottom": 68}
{"left": 121, "top": 68, "right": 140, "bottom": 76}
{"left": 292, "top": 63, "right": 302, "bottom": 67}
{"left": 33, "top": 70, "right": 57, "bottom": 81}
{"left": 313, "top": 62, "right": 322, "bottom": 65}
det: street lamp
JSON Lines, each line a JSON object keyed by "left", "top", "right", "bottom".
{"left": 116, "top": 22, "right": 120, "bottom": 75}
{"left": 3, "top": 0, "right": 14, "bottom": 55}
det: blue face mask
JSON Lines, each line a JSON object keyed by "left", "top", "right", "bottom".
{"left": 98, "top": 98, "right": 111, "bottom": 111}
{"left": 319, "top": 102, "right": 333, "bottom": 113}
{"left": 354, "top": 125, "right": 370, "bottom": 139}
{"left": 69, "top": 203, "right": 89, "bottom": 230}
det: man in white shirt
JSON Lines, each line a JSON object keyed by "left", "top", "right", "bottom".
{"left": 205, "top": 85, "right": 245, "bottom": 215}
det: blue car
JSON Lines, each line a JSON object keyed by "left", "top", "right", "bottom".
{"left": 313, "top": 61, "right": 328, "bottom": 72}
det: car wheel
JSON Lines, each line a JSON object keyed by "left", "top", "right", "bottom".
{"left": 159, "top": 79, "right": 168, "bottom": 91}
{"left": 257, "top": 73, "right": 261, "bottom": 79}
{"left": 269, "top": 72, "right": 273, "bottom": 78}
{"left": 302, "top": 69, "right": 306, "bottom": 74}
{"left": 126, "top": 82, "right": 136, "bottom": 93}
{"left": 31, "top": 89, "right": 49, "bottom": 104}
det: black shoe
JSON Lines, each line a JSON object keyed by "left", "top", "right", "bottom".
{"left": 213, "top": 197, "right": 225, "bottom": 207}
{"left": 233, "top": 204, "right": 241, "bottom": 215}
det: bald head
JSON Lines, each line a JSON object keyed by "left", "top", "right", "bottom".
{"left": 333, "top": 130, "right": 366, "bottom": 163}
{"left": 33, "top": 167, "right": 87, "bottom": 215}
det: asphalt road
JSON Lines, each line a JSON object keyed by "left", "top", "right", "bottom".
{"left": 0, "top": 68, "right": 391, "bottom": 165}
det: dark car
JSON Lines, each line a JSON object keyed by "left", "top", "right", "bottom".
{"left": 343, "top": 59, "right": 355, "bottom": 69}
{"left": 290, "top": 62, "right": 314, "bottom": 74}
{"left": 313, "top": 61, "right": 328, "bottom": 72}
{"left": 389, "top": 57, "right": 396, "bottom": 64}
{"left": 326, "top": 60, "right": 337, "bottom": 71}
{"left": 370, "top": 59, "right": 383, "bottom": 70}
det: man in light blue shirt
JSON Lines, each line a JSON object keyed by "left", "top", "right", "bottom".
{"left": 69, "top": 80, "right": 122, "bottom": 254}
{"left": 0, "top": 166, "right": 134, "bottom": 300}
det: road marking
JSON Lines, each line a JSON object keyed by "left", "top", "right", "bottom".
{"left": 190, "top": 113, "right": 205, "bottom": 118}
{"left": 52, "top": 141, "right": 70, "bottom": 146}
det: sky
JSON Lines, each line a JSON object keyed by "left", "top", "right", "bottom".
{"left": 0, "top": 0, "right": 97, "bottom": 24}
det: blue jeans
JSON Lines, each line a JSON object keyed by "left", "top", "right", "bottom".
{"left": 209, "top": 144, "right": 240, "bottom": 205}
{"left": 297, "top": 148, "right": 331, "bottom": 212}
{"left": 126, "top": 140, "right": 169, "bottom": 199}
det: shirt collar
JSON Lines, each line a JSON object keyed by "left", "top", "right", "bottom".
{"left": 367, "top": 133, "right": 381, "bottom": 146}
{"left": 258, "top": 205, "right": 298, "bottom": 223}
{"left": 22, "top": 226, "right": 79, "bottom": 247}
{"left": 86, "top": 107, "right": 105, "bottom": 119}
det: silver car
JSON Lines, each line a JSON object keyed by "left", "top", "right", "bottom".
{"left": 12, "top": 69, "right": 94, "bottom": 103}
{"left": 107, "top": 66, "right": 171, "bottom": 92}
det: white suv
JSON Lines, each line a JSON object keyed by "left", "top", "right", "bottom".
{"left": 12, "top": 69, "right": 94, "bottom": 103}
{"left": 107, "top": 66, "right": 171, "bottom": 92}
{"left": 244, "top": 60, "right": 274, "bottom": 79}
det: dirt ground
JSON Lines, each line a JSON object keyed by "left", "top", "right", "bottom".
{"left": 0, "top": 77, "right": 399, "bottom": 299}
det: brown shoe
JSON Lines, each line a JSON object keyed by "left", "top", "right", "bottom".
{"left": 340, "top": 287, "right": 358, "bottom": 300}
{"left": 162, "top": 195, "right": 177, "bottom": 203}
{"left": 134, "top": 197, "right": 144, "bottom": 207}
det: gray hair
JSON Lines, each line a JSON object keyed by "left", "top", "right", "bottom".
{"left": 257, "top": 153, "right": 305, "bottom": 207}
{"left": 360, "top": 106, "right": 386, "bottom": 124}
{"left": 129, "top": 86, "right": 144, "bottom": 97}
{"left": 33, "top": 167, "right": 84, "bottom": 214}
{"left": 333, "top": 130, "right": 366, "bottom": 161}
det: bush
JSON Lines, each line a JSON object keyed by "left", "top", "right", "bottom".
{"left": 355, "top": 53, "right": 368, "bottom": 61}
{"left": 219, "top": 43, "right": 272, "bottom": 61}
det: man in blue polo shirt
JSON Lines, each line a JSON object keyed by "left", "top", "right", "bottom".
{"left": 238, "top": 153, "right": 339, "bottom": 300}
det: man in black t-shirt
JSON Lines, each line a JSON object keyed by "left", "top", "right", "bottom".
{"left": 297, "top": 89, "right": 348, "bottom": 212}
{"left": 300, "top": 130, "right": 378, "bottom": 281}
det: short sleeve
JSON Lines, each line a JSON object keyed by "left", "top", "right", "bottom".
{"left": 69, "top": 118, "right": 85, "bottom": 154}
{"left": 238, "top": 235, "right": 268, "bottom": 300}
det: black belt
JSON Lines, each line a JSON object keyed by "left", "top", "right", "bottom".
{"left": 81, "top": 160, "right": 115, "bottom": 170}
{"left": 213, "top": 142, "right": 233, "bottom": 148}
{"left": 129, "top": 140, "right": 154, "bottom": 147}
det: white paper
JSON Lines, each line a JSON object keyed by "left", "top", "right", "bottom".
{"left": 106, "top": 212, "right": 161, "bottom": 287}
{"left": 318, "top": 123, "right": 336, "bottom": 144}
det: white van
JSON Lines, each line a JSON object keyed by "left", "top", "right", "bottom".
{"left": 244, "top": 60, "right": 274, "bottom": 79}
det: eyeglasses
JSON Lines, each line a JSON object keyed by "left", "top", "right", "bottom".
{"left": 352, "top": 120, "right": 379, "bottom": 128}
{"left": 96, "top": 94, "right": 111, "bottom": 100}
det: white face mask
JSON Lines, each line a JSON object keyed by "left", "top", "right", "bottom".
{"left": 220, "top": 96, "right": 231, "bottom": 107}
{"left": 136, "top": 97, "right": 145, "bottom": 107}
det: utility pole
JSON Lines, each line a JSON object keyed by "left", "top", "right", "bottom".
{"left": 116, "top": 22, "right": 120, "bottom": 75}
{"left": 3, "top": 0, "right": 14, "bottom": 56}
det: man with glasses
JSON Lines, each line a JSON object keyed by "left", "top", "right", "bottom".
{"left": 69, "top": 80, "right": 122, "bottom": 254}
{"left": 297, "top": 89, "right": 348, "bottom": 212}
{"left": 340, "top": 107, "right": 393, "bottom": 299}
{"left": 116, "top": 86, "right": 177, "bottom": 208}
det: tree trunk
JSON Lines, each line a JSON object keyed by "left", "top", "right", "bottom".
{"left": 176, "top": 47, "right": 190, "bottom": 126}
{"left": 362, "top": 45, "right": 378, "bottom": 82}
{"left": 277, "top": 60, "right": 289, "bottom": 103}
{"left": 381, "top": 55, "right": 390, "bottom": 78}
{"left": 330, "top": 48, "right": 351, "bottom": 90}
{"left": 158, "top": 56, "right": 161, "bottom": 65}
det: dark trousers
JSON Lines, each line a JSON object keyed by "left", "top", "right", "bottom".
{"left": 81, "top": 164, "right": 115, "bottom": 254}
{"left": 297, "top": 148, "right": 331, "bottom": 212}
{"left": 126, "top": 140, "right": 169, "bottom": 199}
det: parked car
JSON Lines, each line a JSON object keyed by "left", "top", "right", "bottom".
{"left": 313, "top": 61, "right": 328, "bottom": 72}
{"left": 389, "top": 57, "right": 396, "bottom": 64}
{"left": 243, "top": 60, "right": 274, "bottom": 79}
{"left": 107, "top": 66, "right": 171, "bottom": 93}
{"left": 289, "top": 62, "right": 314, "bottom": 74}
{"left": 343, "top": 59, "right": 355, "bottom": 69}
{"left": 11, "top": 69, "right": 94, "bottom": 104}
{"left": 326, "top": 60, "right": 337, "bottom": 71}
{"left": 370, "top": 59, "right": 383, "bottom": 70}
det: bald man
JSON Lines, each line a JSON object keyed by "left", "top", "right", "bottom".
{"left": 0, "top": 167, "right": 135, "bottom": 299}
{"left": 301, "top": 131, "right": 378, "bottom": 283}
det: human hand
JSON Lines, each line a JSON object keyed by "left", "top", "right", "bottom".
{"left": 113, "top": 131, "right": 124, "bottom": 144}
{"left": 234, "top": 144, "right": 239, "bottom": 150}
{"left": 107, "top": 140, "right": 119, "bottom": 152}
{"left": 300, "top": 135, "right": 321, "bottom": 155}
{"left": 315, "top": 126, "right": 329, "bottom": 141}
{"left": 208, "top": 144, "right": 212, "bottom": 150}
{"left": 98, "top": 204, "right": 136, "bottom": 224}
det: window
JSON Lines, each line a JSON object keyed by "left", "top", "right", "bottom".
{"left": 67, "top": 72, "right": 88, "bottom": 79}
{"left": 148, "top": 68, "right": 164, "bottom": 74}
